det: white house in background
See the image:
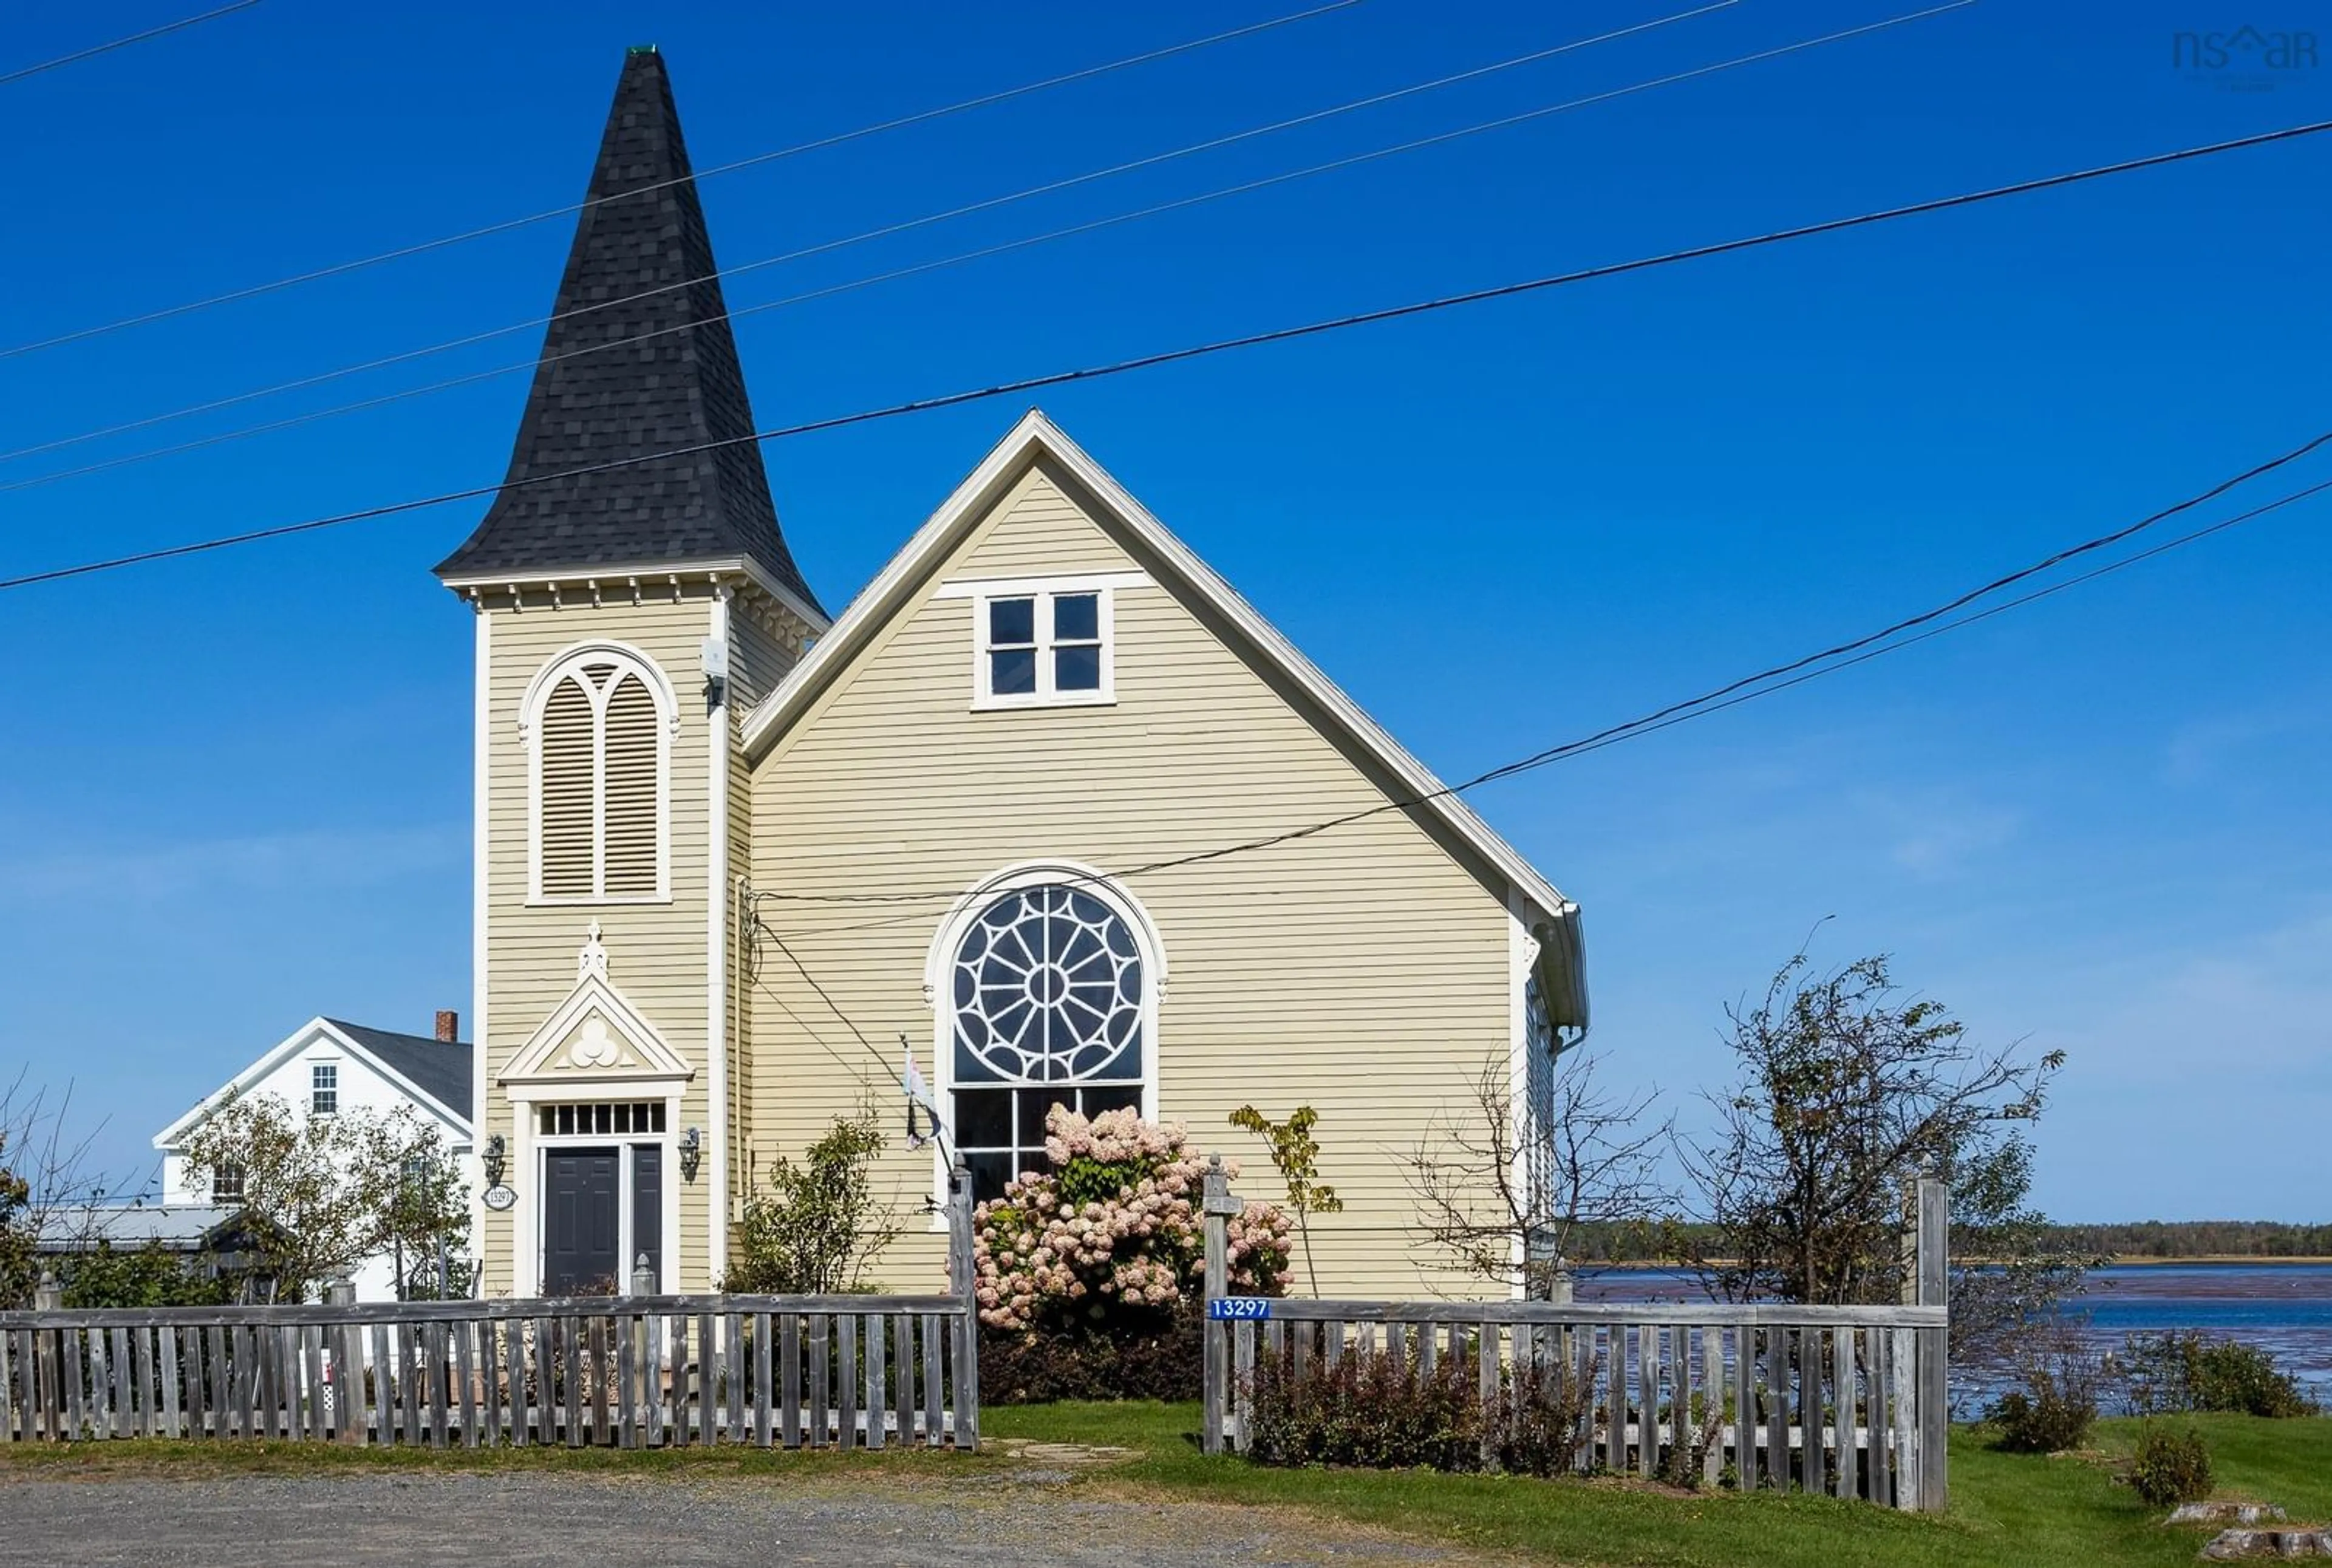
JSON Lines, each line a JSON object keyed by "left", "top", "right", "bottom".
{"left": 152, "top": 1013, "right": 474, "bottom": 1301}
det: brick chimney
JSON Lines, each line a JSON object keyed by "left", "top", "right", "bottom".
{"left": 435, "top": 1009, "right": 460, "bottom": 1043}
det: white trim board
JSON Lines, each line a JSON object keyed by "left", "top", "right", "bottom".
{"left": 444, "top": 557, "right": 829, "bottom": 639}
{"left": 737, "top": 408, "right": 1585, "bottom": 1028}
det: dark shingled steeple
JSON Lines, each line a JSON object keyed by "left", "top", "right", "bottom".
{"left": 435, "top": 49, "right": 820, "bottom": 612}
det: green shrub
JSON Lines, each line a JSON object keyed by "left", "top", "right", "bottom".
{"left": 978, "top": 1306, "right": 1203, "bottom": 1404}
{"left": 1246, "top": 1349, "right": 1482, "bottom": 1471}
{"left": 2128, "top": 1423, "right": 2213, "bottom": 1508}
{"left": 1988, "top": 1339, "right": 2101, "bottom": 1453}
{"left": 1244, "top": 1344, "right": 1597, "bottom": 1477}
{"left": 58, "top": 1240, "right": 230, "bottom": 1309}
{"left": 723, "top": 1109, "right": 898, "bottom": 1294}
{"left": 2122, "top": 1331, "right": 2319, "bottom": 1418}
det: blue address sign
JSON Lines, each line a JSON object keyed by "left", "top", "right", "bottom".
{"left": 1207, "top": 1297, "right": 1272, "bottom": 1321}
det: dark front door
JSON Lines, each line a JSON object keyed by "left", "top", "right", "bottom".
{"left": 543, "top": 1148, "right": 620, "bottom": 1295}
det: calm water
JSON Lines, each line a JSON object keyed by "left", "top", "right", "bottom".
{"left": 1574, "top": 1263, "right": 2332, "bottom": 1404}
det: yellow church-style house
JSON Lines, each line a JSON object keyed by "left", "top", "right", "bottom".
{"left": 438, "top": 49, "right": 1586, "bottom": 1300}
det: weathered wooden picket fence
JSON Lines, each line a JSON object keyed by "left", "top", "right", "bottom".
{"left": 1201, "top": 1163, "right": 1951, "bottom": 1512}
{"left": 1, "top": 1170, "right": 983, "bottom": 1451}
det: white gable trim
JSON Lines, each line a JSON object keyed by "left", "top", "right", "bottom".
{"left": 152, "top": 1017, "right": 472, "bottom": 1150}
{"left": 498, "top": 972, "right": 695, "bottom": 1094}
{"left": 738, "top": 409, "right": 1583, "bottom": 1018}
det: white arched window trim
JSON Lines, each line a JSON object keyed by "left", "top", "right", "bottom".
{"left": 520, "top": 639, "right": 679, "bottom": 905}
{"left": 922, "top": 860, "right": 1167, "bottom": 1212}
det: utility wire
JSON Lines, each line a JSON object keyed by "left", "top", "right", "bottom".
{"left": 0, "top": 1, "right": 1734, "bottom": 470}
{"left": 749, "top": 910, "right": 958, "bottom": 1161}
{"left": 5, "top": 112, "right": 2324, "bottom": 593}
{"left": 0, "top": 1, "right": 261, "bottom": 89}
{"left": 3, "top": 0, "right": 1938, "bottom": 498}
{"left": 737, "top": 422, "right": 2332, "bottom": 915}
{"left": 0, "top": 0, "right": 1361, "bottom": 360}
{"left": 759, "top": 465, "right": 2332, "bottom": 944}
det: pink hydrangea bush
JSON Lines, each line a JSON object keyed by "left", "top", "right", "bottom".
{"left": 972, "top": 1106, "right": 1292, "bottom": 1332}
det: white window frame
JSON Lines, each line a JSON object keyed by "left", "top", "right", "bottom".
{"left": 921, "top": 859, "right": 1167, "bottom": 1217}
{"left": 520, "top": 640, "right": 677, "bottom": 906}
{"left": 309, "top": 1060, "right": 339, "bottom": 1117}
{"left": 962, "top": 579, "right": 1120, "bottom": 711}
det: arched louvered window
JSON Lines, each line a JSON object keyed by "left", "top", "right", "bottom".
{"left": 526, "top": 646, "right": 673, "bottom": 902}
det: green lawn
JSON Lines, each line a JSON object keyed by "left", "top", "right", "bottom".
{"left": 5, "top": 1406, "right": 2324, "bottom": 1566}
{"left": 986, "top": 1403, "right": 2332, "bottom": 1567}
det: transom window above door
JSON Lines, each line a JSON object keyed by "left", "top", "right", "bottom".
{"left": 973, "top": 587, "right": 1113, "bottom": 708}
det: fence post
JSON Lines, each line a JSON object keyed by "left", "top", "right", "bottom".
{"left": 1914, "top": 1173, "right": 1949, "bottom": 1512}
{"left": 945, "top": 1159, "right": 980, "bottom": 1451}
{"left": 321, "top": 1279, "right": 361, "bottom": 1445}
{"left": 33, "top": 1272, "right": 61, "bottom": 1312}
{"left": 1201, "top": 1154, "right": 1235, "bottom": 1455}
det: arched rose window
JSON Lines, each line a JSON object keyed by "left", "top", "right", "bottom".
{"left": 947, "top": 884, "right": 1148, "bottom": 1198}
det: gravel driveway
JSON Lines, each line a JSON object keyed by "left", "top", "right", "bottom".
{"left": 0, "top": 1467, "right": 1487, "bottom": 1567}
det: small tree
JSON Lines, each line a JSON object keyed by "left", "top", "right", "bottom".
{"left": 1229, "top": 1104, "right": 1342, "bottom": 1295}
{"left": 179, "top": 1092, "right": 463, "bottom": 1301}
{"left": 724, "top": 1107, "right": 899, "bottom": 1294}
{"left": 382, "top": 1148, "right": 471, "bottom": 1300}
{"left": 0, "top": 1071, "right": 119, "bottom": 1307}
{"left": 1405, "top": 1052, "right": 1671, "bottom": 1299}
{"left": 1677, "top": 949, "right": 2093, "bottom": 1357}
{"left": 0, "top": 1130, "right": 34, "bottom": 1311}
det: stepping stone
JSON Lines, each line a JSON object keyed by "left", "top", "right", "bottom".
{"left": 2174, "top": 1504, "right": 2291, "bottom": 1527}
{"left": 2200, "top": 1527, "right": 2332, "bottom": 1559}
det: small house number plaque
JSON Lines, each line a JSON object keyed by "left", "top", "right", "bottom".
{"left": 1206, "top": 1297, "right": 1270, "bottom": 1321}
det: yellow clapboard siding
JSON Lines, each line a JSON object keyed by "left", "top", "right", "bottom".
{"left": 475, "top": 593, "right": 722, "bottom": 1297}
{"left": 743, "top": 456, "right": 1523, "bottom": 1301}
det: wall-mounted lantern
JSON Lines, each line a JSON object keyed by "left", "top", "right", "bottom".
{"left": 679, "top": 1126, "right": 702, "bottom": 1184}
{"left": 482, "top": 1133, "right": 508, "bottom": 1188}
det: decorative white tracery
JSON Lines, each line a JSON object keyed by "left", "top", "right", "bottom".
{"left": 951, "top": 885, "right": 1144, "bottom": 1085}
{"left": 568, "top": 1015, "right": 621, "bottom": 1070}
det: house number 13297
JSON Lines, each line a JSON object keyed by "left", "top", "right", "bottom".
{"left": 1207, "top": 1297, "right": 1271, "bottom": 1321}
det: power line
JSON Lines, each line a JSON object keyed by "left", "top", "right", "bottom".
{"left": 749, "top": 418, "right": 2332, "bottom": 902}
{"left": 3, "top": 1, "right": 1942, "bottom": 499}
{"left": 0, "top": 1, "right": 1736, "bottom": 470}
{"left": 758, "top": 463, "right": 2332, "bottom": 945}
{"left": 0, "top": 0, "right": 1361, "bottom": 360}
{"left": 0, "top": 1, "right": 261, "bottom": 89}
{"left": 5, "top": 112, "right": 2323, "bottom": 593}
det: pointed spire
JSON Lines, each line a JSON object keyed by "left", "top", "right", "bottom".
{"left": 435, "top": 49, "right": 820, "bottom": 613}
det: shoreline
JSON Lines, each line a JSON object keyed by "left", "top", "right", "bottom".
{"left": 1575, "top": 1255, "right": 2332, "bottom": 1270}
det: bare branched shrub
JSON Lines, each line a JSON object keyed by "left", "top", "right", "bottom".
{"left": 1406, "top": 1053, "right": 1672, "bottom": 1299}
{"left": 1, "top": 1071, "right": 129, "bottom": 1307}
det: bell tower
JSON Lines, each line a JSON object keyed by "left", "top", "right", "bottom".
{"left": 436, "top": 47, "right": 823, "bottom": 1295}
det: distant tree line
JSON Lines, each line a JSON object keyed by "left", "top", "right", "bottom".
{"left": 2044, "top": 1221, "right": 2332, "bottom": 1259}
{"left": 1561, "top": 1218, "right": 2332, "bottom": 1264}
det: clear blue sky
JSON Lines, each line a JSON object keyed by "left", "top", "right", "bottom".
{"left": 1, "top": 0, "right": 2325, "bottom": 1221}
